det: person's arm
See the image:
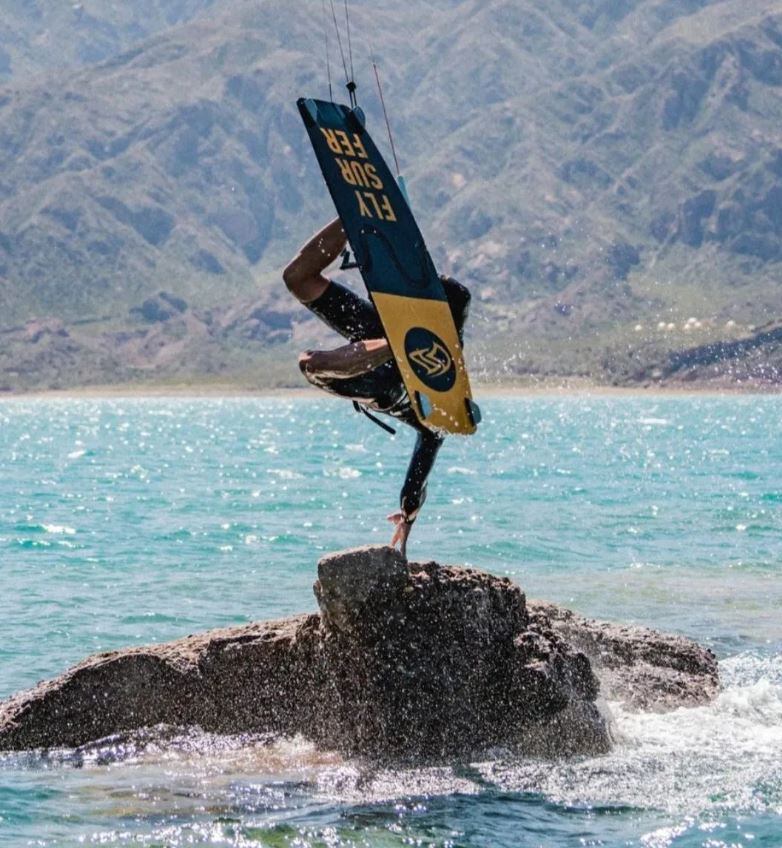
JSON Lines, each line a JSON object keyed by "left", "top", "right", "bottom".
{"left": 299, "top": 338, "right": 392, "bottom": 379}
{"left": 283, "top": 217, "right": 346, "bottom": 303}
{"left": 388, "top": 428, "right": 445, "bottom": 556}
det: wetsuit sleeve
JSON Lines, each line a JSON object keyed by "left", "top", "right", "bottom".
{"left": 400, "top": 429, "right": 445, "bottom": 523}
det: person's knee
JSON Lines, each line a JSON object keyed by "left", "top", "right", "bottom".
{"left": 284, "top": 263, "right": 328, "bottom": 304}
{"left": 441, "top": 276, "right": 471, "bottom": 305}
{"left": 283, "top": 261, "right": 301, "bottom": 294}
{"left": 299, "top": 353, "right": 324, "bottom": 388}
{"left": 299, "top": 350, "right": 326, "bottom": 380}
{"left": 441, "top": 276, "right": 471, "bottom": 333}
{"left": 298, "top": 350, "right": 313, "bottom": 374}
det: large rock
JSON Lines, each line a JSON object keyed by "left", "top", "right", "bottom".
{"left": 313, "top": 549, "right": 605, "bottom": 758}
{"left": 0, "top": 548, "right": 718, "bottom": 759}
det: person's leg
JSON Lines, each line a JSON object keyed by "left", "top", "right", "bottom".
{"left": 299, "top": 338, "right": 391, "bottom": 378}
{"left": 305, "top": 281, "right": 384, "bottom": 343}
{"left": 440, "top": 276, "right": 471, "bottom": 342}
{"left": 283, "top": 218, "right": 346, "bottom": 303}
{"left": 283, "top": 217, "right": 384, "bottom": 342}
{"left": 298, "top": 359, "right": 386, "bottom": 401}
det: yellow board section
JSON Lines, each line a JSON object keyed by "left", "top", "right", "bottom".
{"left": 372, "top": 292, "right": 476, "bottom": 435}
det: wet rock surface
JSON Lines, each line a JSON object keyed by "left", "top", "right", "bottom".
{"left": 313, "top": 548, "right": 605, "bottom": 759}
{"left": 0, "top": 547, "right": 719, "bottom": 758}
{"left": 528, "top": 601, "right": 719, "bottom": 710}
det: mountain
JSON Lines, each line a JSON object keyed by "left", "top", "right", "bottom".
{"left": 0, "top": 0, "right": 781, "bottom": 390}
{"left": 0, "top": 1, "right": 221, "bottom": 81}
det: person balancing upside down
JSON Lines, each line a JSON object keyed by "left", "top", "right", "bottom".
{"left": 283, "top": 217, "right": 471, "bottom": 556}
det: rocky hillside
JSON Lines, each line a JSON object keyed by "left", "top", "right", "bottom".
{"left": 0, "top": 0, "right": 781, "bottom": 389}
{"left": 0, "top": 1, "right": 221, "bottom": 81}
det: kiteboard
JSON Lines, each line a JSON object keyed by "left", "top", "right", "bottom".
{"left": 297, "top": 97, "right": 480, "bottom": 436}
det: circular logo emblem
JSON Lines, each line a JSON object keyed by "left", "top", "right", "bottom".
{"left": 404, "top": 327, "right": 456, "bottom": 392}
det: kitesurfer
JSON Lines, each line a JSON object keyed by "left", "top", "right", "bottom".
{"left": 283, "top": 217, "right": 470, "bottom": 556}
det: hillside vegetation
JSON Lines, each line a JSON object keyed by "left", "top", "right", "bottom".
{"left": 0, "top": 0, "right": 781, "bottom": 390}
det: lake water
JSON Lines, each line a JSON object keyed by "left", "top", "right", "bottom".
{"left": 0, "top": 395, "right": 780, "bottom": 847}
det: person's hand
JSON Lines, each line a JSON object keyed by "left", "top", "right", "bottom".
{"left": 387, "top": 512, "right": 412, "bottom": 558}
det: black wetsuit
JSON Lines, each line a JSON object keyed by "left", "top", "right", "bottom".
{"left": 304, "top": 276, "right": 470, "bottom": 523}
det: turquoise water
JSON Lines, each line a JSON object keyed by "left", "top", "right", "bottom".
{"left": 0, "top": 395, "right": 780, "bottom": 847}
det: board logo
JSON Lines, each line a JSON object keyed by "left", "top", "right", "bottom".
{"left": 404, "top": 327, "right": 456, "bottom": 392}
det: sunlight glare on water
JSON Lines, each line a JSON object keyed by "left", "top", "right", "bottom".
{"left": 0, "top": 395, "right": 780, "bottom": 847}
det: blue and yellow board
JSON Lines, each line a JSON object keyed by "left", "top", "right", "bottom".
{"left": 297, "top": 97, "right": 478, "bottom": 436}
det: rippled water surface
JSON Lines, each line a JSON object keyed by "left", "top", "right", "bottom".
{"left": 0, "top": 395, "right": 780, "bottom": 847}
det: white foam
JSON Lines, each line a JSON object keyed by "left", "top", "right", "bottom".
{"left": 474, "top": 652, "right": 782, "bottom": 817}
{"left": 615, "top": 675, "right": 782, "bottom": 760}
{"left": 266, "top": 468, "right": 304, "bottom": 480}
{"left": 42, "top": 524, "right": 76, "bottom": 535}
{"left": 23, "top": 655, "right": 781, "bottom": 824}
{"left": 323, "top": 466, "right": 362, "bottom": 479}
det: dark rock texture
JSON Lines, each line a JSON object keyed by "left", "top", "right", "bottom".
{"left": 627, "top": 320, "right": 782, "bottom": 387}
{"left": 529, "top": 601, "right": 720, "bottom": 710}
{"left": 0, "top": 547, "right": 719, "bottom": 758}
{"left": 312, "top": 548, "right": 605, "bottom": 759}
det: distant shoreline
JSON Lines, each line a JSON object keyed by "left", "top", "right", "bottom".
{"left": 1, "top": 378, "right": 779, "bottom": 401}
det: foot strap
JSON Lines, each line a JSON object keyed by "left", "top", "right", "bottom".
{"left": 353, "top": 401, "right": 397, "bottom": 435}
